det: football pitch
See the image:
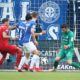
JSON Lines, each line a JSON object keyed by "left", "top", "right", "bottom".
{"left": 0, "top": 71, "right": 80, "bottom": 80}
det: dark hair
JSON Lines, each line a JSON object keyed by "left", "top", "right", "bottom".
{"left": 2, "top": 18, "right": 9, "bottom": 23}
{"left": 31, "top": 12, "right": 38, "bottom": 18}
{"left": 61, "top": 24, "right": 68, "bottom": 28}
{"left": 25, "top": 13, "right": 32, "bottom": 21}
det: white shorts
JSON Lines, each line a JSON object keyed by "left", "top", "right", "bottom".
{"left": 23, "top": 41, "right": 37, "bottom": 53}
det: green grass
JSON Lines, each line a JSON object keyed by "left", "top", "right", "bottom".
{"left": 0, "top": 72, "right": 80, "bottom": 80}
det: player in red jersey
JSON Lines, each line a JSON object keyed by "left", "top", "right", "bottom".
{"left": 0, "top": 18, "right": 22, "bottom": 66}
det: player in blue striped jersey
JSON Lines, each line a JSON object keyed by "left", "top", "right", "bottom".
{"left": 21, "top": 12, "right": 46, "bottom": 72}
{"left": 21, "top": 12, "right": 40, "bottom": 72}
{"left": 16, "top": 14, "right": 32, "bottom": 72}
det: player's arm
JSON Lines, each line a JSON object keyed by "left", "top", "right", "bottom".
{"left": 3, "top": 32, "right": 17, "bottom": 40}
{"left": 31, "top": 28, "right": 38, "bottom": 45}
{"left": 67, "top": 33, "right": 74, "bottom": 48}
{"left": 64, "top": 32, "right": 74, "bottom": 49}
{"left": 60, "top": 33, "right": 64, "bottom": 49}
{"left": 34, "top": 23, "right": 46, "bottom": 36}
{"left": 32, "top": 24, "right": 46, "bottom": 36}
{"left": 60, "top": 41, "right": 63, "bottom": 49}
{"left": 9, "top": 26, "right": 17, "bottom": 30}
{"left": 3, "top": 32, "right": 12, "bottom": 39}
{"left": 34, "top": 30, "right": 46, "bottom": 36}
{"left": 9, "top": 23, "right": 19, "bottom": 30}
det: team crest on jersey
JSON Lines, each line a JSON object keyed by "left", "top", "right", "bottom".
{"left": 39, "top": 1, "right": 60, "bottom": 23}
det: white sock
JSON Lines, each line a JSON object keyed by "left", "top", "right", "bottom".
{"left": 29, "top": 55, "right": 39, "bottom": 69}
{"left": 18, "top": 56, "right": 26, "bottom": 69}
{"left": 35, "top": 56, "right": 40, "bottom": 68}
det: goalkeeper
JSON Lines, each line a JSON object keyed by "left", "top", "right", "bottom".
{"left": 52, "top": 24, "right": 80, "bottom": 71}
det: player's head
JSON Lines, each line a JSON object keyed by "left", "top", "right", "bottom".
{"left": 31, "top": 12, "right": 38, "bottom": 21}
{"left": 2, "top": 18, "right": 9, "bottom": 27}
{"left": 61, "top": 24, "right": 69, "bottom": 32}
{"left": 25, "top": 13, "right": 32, "bottom": 21}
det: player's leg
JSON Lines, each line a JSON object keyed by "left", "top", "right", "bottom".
{"left": 30, "top": 50, "right": 40, "bottom": 71}
{"left": 66, "top": 50, "right": 80, "bottom": 69}
{"left": 17, "top": 56, "right": 26, "bottom": 71}
{"left": 53, "top": 50, "right": 64, "bottom": 71}
{"left": 19, "top": 46, "right": 30, "bottom": 71}
{"left": 18, "top": 53, "right": 30, "bottom": 71}
{"left": 5, "top": 45, "right": 22, "bottom": 66}
{"left": 23, "top": 42, "right": 40, "bottom": 72}
{"left": 16, "top": 47, "right": 22, "bottom": 66}
{"left": 29, "top": 50, "right": 39, "bottom": 71}
{"left": 23, "top": 53, "right": 30, "bottom": 70}
{"left": 0, "top": 51, "right": 7, "bottom": 65}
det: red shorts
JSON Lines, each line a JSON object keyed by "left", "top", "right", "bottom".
{"left": 0, "top": 44, "right": 19, "bottom": 55}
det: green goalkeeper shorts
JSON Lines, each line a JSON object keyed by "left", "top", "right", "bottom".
{"left": 57, "top": 49, "right": 74, "bottom": 60}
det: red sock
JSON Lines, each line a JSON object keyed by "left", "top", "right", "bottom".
{"left": 23, "top": 64, "right": 29, "bottom": 70}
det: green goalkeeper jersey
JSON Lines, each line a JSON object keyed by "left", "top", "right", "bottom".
{"left": 61, "top": 30, "right": 74, "bottom": 50}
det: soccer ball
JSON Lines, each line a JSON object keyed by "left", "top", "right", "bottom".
{"left": 41, "top": 57, "right": 48, "bottom": 65}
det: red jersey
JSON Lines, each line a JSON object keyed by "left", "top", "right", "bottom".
{"left": 0, "top": 25, "right": 9, "bottom": 48}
